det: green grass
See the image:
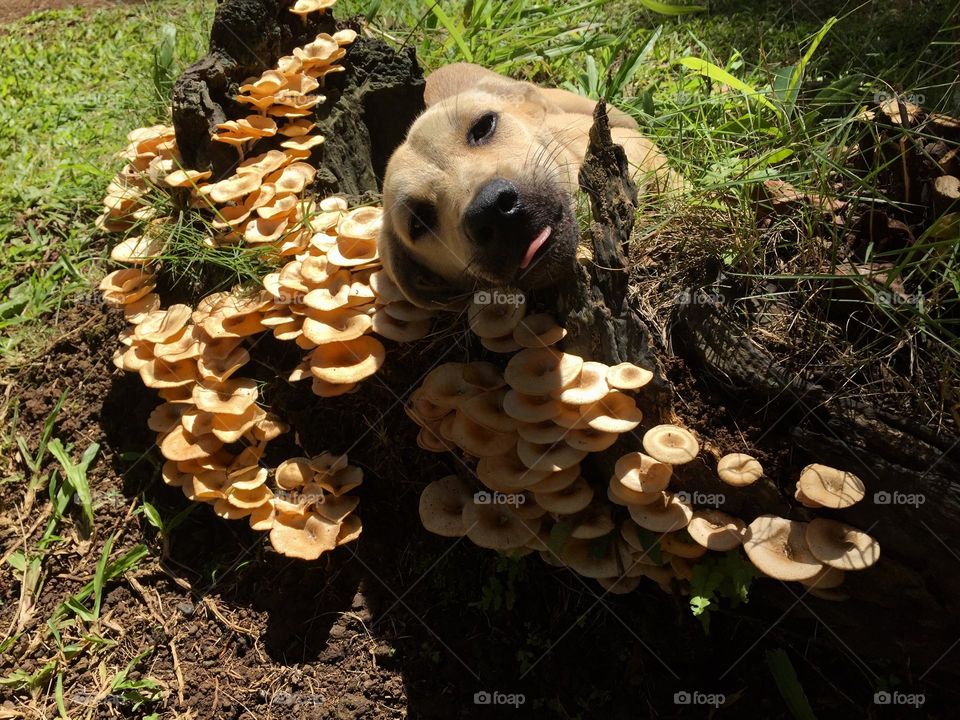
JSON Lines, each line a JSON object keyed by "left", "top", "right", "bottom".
{"left": 0, "top": 1, "right": 213, "bottom": 360}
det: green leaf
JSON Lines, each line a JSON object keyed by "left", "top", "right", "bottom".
{"left": 677, "top": 56, "right": 779, "bottom": 113}
{"left": 429, "top": 3, "right": 473, "bottom": 63}
{"left": 766, "top": 649, "right": 818, "bottom": 720}
{"left": 47, "top": 438, "right": 99, "bottom": 530}
{"left": 638, "top": 0, "right": 705, "bottom": 15}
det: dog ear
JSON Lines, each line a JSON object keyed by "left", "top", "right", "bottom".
{"left": 378, "top": 228, "right": 468, "bottom": 310}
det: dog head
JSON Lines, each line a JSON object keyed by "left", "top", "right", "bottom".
{"left": 378, "top": 65, "right": 583, "bottom": 309}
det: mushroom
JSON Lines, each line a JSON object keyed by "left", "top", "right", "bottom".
{"left": 461, "top": 388, "right": 518, "bottom": 433}
{"left": 467, "top": 291, "right": 527, "bottom": 338}
{"left": 564, "top": 426, "right": 618, "bottom": 452}
{"left": 525, "top": 465, "right": 580, "bottom": 494}
{"left": 269, "top": 512, "right": 341, "bottom": 561}
{"left": 476, "top": 450, "right": 550, "bottom": 491}
{"left": 534, "top": 477, "right": 593, "bottom": 514}
{"left": 553, "top": 361, "right": 609, "bottom": 405}
{"left": 661, "top": 532, "right": 707, "bottom": 559}
{"left": 717, "top": 453, "right": 763, "bottom": 487}
{"left": 743, "top": 515, "right": 823, "bottom": 581}
{"left": 448, "top": 411, "right": 517, "bottom": 457}
{"left": 796, "top": 464, "right": 865, "bottom": 509}
{"left": 419, "top": 476, "right": 474, "bottom": 537}
{"left": 606, "top": 362, "right": 654, "bottom": 391}
{"left": 505, "top": 348, "right": 583, "bottom": 395}
{"left": 513, "top": 313, "right": 567, "bottom": 348}
{"left": 613, "top": 452, "right": 672, "bottom": 493}
{"left": 627, "top": 492, "right": 693, "bottom": 533}
{"left": 641, "top": 424, "right": 700, "bottom": 465}
{"left": 462, "top": 502, "right": 540, "bottom": 550}
{"left": 502, "top": 390, "right": 561, "bottom": 423}
{"left": 308, "top": 336, "right": 385, "bottom": 384}
{"left": 579, "top": 392, "right": 642, "bottom": 433}
{"left": 805, "top": 518, "right": 880, "bottom": 571}
{"left": 421, "top": 363, "right": 481, "bottom": 409}
{"left": 686, "top": 510, "right": 746, "bottom": 551}
{"left": 516, "top": 438, "right": 587, "bottom": 472}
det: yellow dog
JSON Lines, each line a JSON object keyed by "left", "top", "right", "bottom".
{"left": 378, "top": 63, "right": 676, "bottom": 308}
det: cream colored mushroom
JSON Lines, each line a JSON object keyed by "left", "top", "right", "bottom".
{"left": 642, "top": 424, "right": 700, "bottom": 465}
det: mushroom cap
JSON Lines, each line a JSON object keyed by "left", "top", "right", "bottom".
{"left": 661, "top": 532, "right": 707, "bottom": 559}
{"left": 553, "top": 361, "right": 610, "bottom": 405}
{"left": 192, "top": 378, "right": 259, "bottom": 414}
{"left": 276, "top": 457, "right": 314, "bottom": 490}
{"left": 569, "top": 504, "right": 616, "bottom": 539}
{"left": 372, "top": 308, "right": 431, "bottom": 343}
{"left": 461, "top": 361, "right": 505, "bottom": 390}
{"left": 627, "top": 492, "right": 693, "bottom": 532}
{"left": 308, "top": 336, "right": 385, "bottom": 384}
{"left": 743, "top": 515, "right": 823, "bottom": 581}
{"left": 418, "top": 475, "right": 473, "bottom": 537}
{"left": 502, "top": 390, "right": 561, "bottom": 423}
{"left": 505, "top": 348, "right": 583, "bottom": 395}
{"left": 717, "top": 453, "right": 763, "bottom": 487}
{"left": 269, "top": 512, "right": 341, "bottom": 560}
{"left": 301, "top": 308, "right": 372, "bottom": 344}
{"left": 805, "top": 518, "right": 880, "bottom": 571}
{"left": 559, "top": 537, "right": 633, "bottom": 579}
{"left": 579, "top": 391, "right": 642, "bottom": 433}
{"left": 641, "top": 424, "right": 700, "bottom": 465}
{"left": 613, "top": 452, "right": 672, "bottom": 493}
{"left": 461, "top": 388, "right": 518, "bottom": 433}
{"left": 607, "top": 476, "right": 662, "bottom": 506}
{"left": 563, "top": 426, "right": 619, "bottom": 452}
{"left": 534, "top": 476, "right": 593, "bottom": 514}
{"left": 525, "top": 465, "right": 580, "bottom": 494}
{"left": 517, "top": 419, "right": 568, "bottom": 444}
{"left": 467, "top": 292, "right": 527, "bottom": 338}
{"left": 512, "top": 313, "right": 567, "bottom": 348}
{"left": 462, "top": 502, "right": 540, "bottom": 550}
{"left": 159, "top": 425, "right": 223, "bottom": 463}
{"left": 476, "top": 450, "right": 550, "bottom": 491}
{"left": 448, "top": 411, "right": 517, "bottom": 457}
{"left": 316, "top": 465, "right": 363, "bottom": 496}
{"left": 797, "top": 464, "right": 865, "bottom": 509}
{"left": 606, "top": 362, "right": 654, "bottom": 390}
{"left": 421, "top": 363, "right": 480, "bottom": 409}
{"left": 405, "top": 389, "right": 450, "bottom": 424}
{"left": 686, "top": 510, "right": 746, "bottom": 551}
{"left": 516, "top": 438, "right": 587, "bottom": 472}
{"left": 481, "top": 333, "right": 523, "bottom": 354}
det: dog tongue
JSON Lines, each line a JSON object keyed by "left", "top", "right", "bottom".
{"left": 519, "top": 226, "right": 552, "bottom": 269}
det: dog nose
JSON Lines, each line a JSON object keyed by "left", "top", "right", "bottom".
{"left": 463, "top": 179, "right": 521, "bottom": 245}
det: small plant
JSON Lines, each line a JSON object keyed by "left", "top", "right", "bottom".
{"left": 689, "top": 550, "right": 758, "bottom": 633}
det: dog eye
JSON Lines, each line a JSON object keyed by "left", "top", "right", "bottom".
{"left": 408, "top": 202, "right": 437, "bottom": 240}
{"left": 467, "top": 112, "right": 498, "bottom": 146}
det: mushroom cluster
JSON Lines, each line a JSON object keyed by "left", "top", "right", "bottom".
{"left": 410, "top": 356, "right": 709, "bottom": 592}
{"left": 739, "top": 464, "right": 877, "bottom": 599}
{"left": 93, "top": 9, "right": 379, "bottom": 561}
{"left": 270, "top": 453, "right": 363, "bottom": 560}
{"left": 97, "top": 125, "right": 181, "bottom": 233}
{"left": 260, "top": 202, "right": 435, "bottom": 398}
{"left": 406, "top": 290, "right": 881, "bottom": 598}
